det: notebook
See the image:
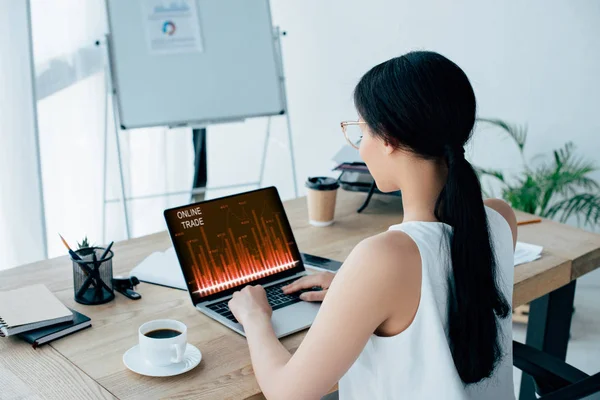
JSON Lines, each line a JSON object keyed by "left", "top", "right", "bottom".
{"left": 0, "top": 284, "right": 74, "bottom": 337}
{"left": 19, "top": 308, "right": 91, "bottom": 348}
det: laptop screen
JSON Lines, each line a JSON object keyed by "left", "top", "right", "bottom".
{"left": 164, "top": 187, "right": 305, "bottom": 304}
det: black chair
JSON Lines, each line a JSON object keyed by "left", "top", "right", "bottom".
{"left": 321, "top": 391, "right": 339, "bottom": 400}
{"left": 514, "top": 340, "right": 600, "bottom": 399}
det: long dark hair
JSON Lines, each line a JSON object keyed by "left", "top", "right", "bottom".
{"left": 354, "top": 51, "right": 510, "bottom": 384}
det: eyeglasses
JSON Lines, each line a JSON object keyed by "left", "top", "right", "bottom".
{"left": 340, "top": 121, "right": 367, "bottom": 149}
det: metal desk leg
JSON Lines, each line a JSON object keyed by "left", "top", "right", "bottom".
{"left": 519, "top": 281, "right": 577, "bottom": 400}
{"left": 357, "top": 181, "right": 377, "bottom": 213}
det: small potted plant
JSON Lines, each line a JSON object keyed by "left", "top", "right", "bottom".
{"left": 76, "top": 236, "right": 96, "bottom": 258}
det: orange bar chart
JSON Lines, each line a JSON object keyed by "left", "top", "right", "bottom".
{"left": 187, "top": 211, "right": 296, "bottom": 296}
{"left": 165, "top": 189, "right": 300, "bottom": 299}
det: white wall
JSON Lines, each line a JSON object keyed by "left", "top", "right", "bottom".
{"left": 210, "top": 0, "right": 600, "bottom": 217}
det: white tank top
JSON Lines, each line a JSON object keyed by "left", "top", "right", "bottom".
{"left": 339, "top": 207, "right": 515, "bottom": 399}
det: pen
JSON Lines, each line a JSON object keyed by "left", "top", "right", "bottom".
{"left": 99, "top": 241, "right": 114, "bottom": 261}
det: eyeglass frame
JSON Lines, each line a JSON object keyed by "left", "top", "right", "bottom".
{"left": 340, "top": 121, "right": 368, "bottom": 149}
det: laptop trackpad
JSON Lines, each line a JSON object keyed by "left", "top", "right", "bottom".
{"left": 271, "top": 301, "right": 320, "bottom": 338}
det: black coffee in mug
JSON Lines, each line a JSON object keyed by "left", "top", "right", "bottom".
{"left": 144, "top": 328, "right": 182, "bottom": 339}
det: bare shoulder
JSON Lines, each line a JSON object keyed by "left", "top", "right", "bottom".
{"left": 343, "top": 230, "right": 421, "bottom": 281}
{"left": 484, "top": 198, "right": 517, "bottom": 246}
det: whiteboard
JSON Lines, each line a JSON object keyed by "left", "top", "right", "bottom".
{"left": 105, "top": 0, "right": 285, "bottom": 129}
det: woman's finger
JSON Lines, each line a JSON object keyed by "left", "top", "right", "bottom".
{"left": 299, "top": 289, "right": 327, "bottom": 302}
{"left": 282, "top": 274, "right": 325, "bottom": 293}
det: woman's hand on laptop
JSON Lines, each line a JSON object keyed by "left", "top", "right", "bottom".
{"left": 281, "top": 272, "right": 335, "bottom": 302}
{"left": 229, "top": 285, "right": 273, "bottom": 326}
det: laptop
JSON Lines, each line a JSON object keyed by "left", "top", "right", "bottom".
{"left": 164, "top": 186, "right": 320, "bottom": 338}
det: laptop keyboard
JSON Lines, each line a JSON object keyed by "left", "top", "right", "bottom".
{"left": 206, "top": 280, "right": 303, "bottom": 324}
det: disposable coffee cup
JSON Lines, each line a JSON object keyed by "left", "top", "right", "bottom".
{"left": 305, "top": 177, "right": 340, "bottom": 227}
{"left": 139, "top": 319, "right": 187, "bottom": 367}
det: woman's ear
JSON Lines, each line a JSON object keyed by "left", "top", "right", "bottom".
{"left": 383, "top": 139, "right": 395, "bottom": 155}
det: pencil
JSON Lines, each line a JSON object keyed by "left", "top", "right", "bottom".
{"left": 517, "top": 218, "right": 542, "bottom": 226}
{"left": 58, "top": 234, "right": 82, "bottom": 260}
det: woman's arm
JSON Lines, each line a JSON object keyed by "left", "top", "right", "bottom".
{"left": 484, "top": 198, "right": 518, "bottom": 248}
{"left": 229, "top": 232, "right": 420, "bottom": 400}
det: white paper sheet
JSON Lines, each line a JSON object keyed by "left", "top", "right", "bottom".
{"left": 514, "top": 241, "right": 543, "bottom": 266}
{"left": 142, "top": 0, "right": 204, "bottom": 55}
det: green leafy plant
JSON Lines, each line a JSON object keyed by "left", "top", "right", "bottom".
{"left": 476, "top": 118, "right": 600, "bottom": 228}
{"left": 77, "top": 236, "right": 95, "bottom": 256}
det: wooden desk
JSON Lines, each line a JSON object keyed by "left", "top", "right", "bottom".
{"left": 1, "top": 190, "right": 599, "bottom": 400}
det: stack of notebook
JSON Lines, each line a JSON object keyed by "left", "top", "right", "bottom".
{"left": 0, "top": 284, "right": 91, "bottom": 348}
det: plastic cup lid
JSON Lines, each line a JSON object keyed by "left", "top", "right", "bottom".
{"left": 305, "top": 177, "right": 340, "bottom": 190}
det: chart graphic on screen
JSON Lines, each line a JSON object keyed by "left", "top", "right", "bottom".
{"left": 165, "top": 189, "right": 301, "bottom": 300}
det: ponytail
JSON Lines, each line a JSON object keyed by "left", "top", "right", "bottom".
{"left": 435, "top": 145, "right": 510, "bottom": 383}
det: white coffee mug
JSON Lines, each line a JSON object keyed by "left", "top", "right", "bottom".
{"left": 139, "top": 319, "right": 187, "bottom": 367}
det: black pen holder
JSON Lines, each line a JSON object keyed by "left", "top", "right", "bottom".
{"left": 72, "top": 247, "right": 115, "bottom": 305}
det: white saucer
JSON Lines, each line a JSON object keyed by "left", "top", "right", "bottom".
{"left": 123, "top": 344, "right": 202, "bottom": 377}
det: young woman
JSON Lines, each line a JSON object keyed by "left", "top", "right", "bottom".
{"left": 229, "top": 51, "right": 517, "bottom": 400}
